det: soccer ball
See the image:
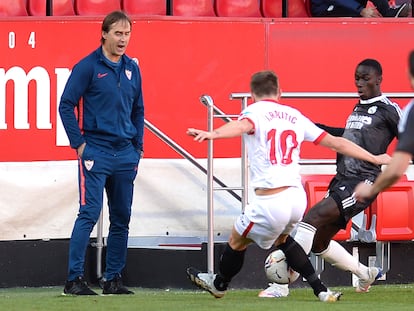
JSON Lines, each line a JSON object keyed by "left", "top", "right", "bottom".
{"left": 264, "top": 249, "right": 300, "bottom": 284}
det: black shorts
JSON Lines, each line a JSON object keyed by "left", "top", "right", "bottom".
{"left": 327, "top": 175, "right": 377, "bottom": 229}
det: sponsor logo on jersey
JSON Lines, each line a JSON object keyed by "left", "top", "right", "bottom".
{"left": 345, "top": 114, "right": 372, "bottom": 129}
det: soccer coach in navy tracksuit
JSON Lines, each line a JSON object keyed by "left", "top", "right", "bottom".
{"left": 59, "top": 11, "right": 144, "bottom": 296}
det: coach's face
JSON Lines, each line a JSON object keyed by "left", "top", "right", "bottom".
{"left": 355, "top": 65, "right": 382, "bottom": 100}
{"left": 102, "top": 20, "right": 131, "bottom": 63}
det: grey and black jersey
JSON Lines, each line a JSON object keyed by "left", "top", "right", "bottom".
{"left": 337, "top": 95, "right": 402, "bottom": 181}
{"left": 396, "top": 100, "right": 414, "bottom": 157}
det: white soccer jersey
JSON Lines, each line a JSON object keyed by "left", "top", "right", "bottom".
{"left": 239, "top": 99, "right": 326, "bottom": 189}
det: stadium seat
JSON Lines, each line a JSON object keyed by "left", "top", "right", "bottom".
{"left": 215, "top": 0, "right": 262, "bottom": 17}
{"left": 172, "top": 0, "right": 216, "bottom": 17}
{"left": 74, "top": 0, "right": 121, "bottom": 16}
{"left": 301, "top": 174, "right": 352, "bottom": 241}
{"left": 27, "top": 0, "right": 75, "bottom": 16}
{"left": 261, "top": 0, "right": 310, "bottom": 17}
{"left": 0, "top": 0, "right": 28, "bottom": 17}
{"left": 370, "top": 180, "right": 414, "bottom": 241}
{"left": 359, "top": 174, "right": 409, "bottom": 242}
{"left": 122, "top": 0, "right": 167, "bottom": 15}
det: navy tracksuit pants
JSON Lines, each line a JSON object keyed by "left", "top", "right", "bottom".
{"left": 67, "top": 143, "right": 140, "bottom": 281}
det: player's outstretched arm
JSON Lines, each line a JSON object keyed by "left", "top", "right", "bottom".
{"left": 319, "top": 134, "right": 391, "bottom": 165}
{"left": 355, "top": 151, "right": 412, "bottom": 201}
{"left": 315, "top": 123, "right": 344, "bottom": 137}
{"left": 187, "top": 119, "right": 253, "bottom": 142}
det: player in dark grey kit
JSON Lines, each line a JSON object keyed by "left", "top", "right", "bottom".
{"left": 260, "top": 59, "right": 402, "bottom": 298}
{"left": 295, "top": 58, "right": 402, "bottom": 291}
{"left": 355, "top": 51, "right": 414, "bottom": 201}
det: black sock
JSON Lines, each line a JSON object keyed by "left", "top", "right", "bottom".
{"left": 278, "top": 236, "right": 327, "bottom": 296}
{"left": 214, "top": 243, "right": 246, "bottom": 291}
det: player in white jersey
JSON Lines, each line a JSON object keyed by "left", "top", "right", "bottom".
{"left": 185, "top": 70, "right": 390, "bottom": 302}
{"left": 242, "top": 100, "right": 324, "bottom": 191}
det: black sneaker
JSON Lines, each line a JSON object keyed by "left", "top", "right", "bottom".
{"left": 63, "top": 276, "right": 98, "bottom": 295}
{"left": 102, "top": 275, "right": 134, "bottom": 295}
{"left": 390, "top": 3, "right": 410, "bottom": 17}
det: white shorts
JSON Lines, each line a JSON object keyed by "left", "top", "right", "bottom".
{"left": 234, "top": 186, "right": 307, "bottom": 250}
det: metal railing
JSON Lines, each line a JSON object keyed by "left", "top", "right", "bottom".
{"left": 231, "top": 92, "right": 414, "bottom": 99}
{"left": 95, "top": 114, "right": 245, "bottom": 279}
{"left": 201, "top": 95, "right": 249, "bottom": 274}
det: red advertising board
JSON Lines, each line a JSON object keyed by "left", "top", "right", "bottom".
{"left": 1, "top": 17, "right": 412, "bottom": 162}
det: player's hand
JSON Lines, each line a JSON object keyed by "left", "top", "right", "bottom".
{"left": 187, "top": 128, "right": 214, "bottom": 142}
{"left": 375, "top": 153, "right": 391, "bottom": 165}
{"left": 360, "top": 7, "right": 382, "bottom": 17}
{"left": 354, "top": 182, "right": 375, "bottom": 202}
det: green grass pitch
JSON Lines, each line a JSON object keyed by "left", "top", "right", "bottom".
{"left": 1, "top": 284, "right": 413, "bottom": 311}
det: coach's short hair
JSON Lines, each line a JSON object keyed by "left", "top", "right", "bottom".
{"left": 101, "top": 11, "right": 132, "bottom": 45}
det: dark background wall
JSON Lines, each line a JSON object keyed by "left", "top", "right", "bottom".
{"left": 1, "top": 239, "right": 413, "bottom": 289}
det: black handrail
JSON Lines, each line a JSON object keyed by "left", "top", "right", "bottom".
{"left": 283, "top": 0, "right": 288, "bottom": 17}
{"left": 46, "top": 0, "right": 53, "bottom": 16}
